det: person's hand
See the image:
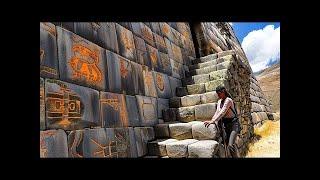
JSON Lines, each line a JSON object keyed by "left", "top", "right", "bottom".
{"left": 204, "top": 120, "right": 214, "bottom": 128}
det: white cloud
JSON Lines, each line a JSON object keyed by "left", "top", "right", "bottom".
{"left": 229, "top": 22, "right": 233, "bottom": 26}
{"left": 241, "top": 25, "right": 280, "bottom": 72}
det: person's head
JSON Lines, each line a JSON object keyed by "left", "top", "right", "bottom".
{"left": 215, "top": 86, "right": 229, "bottom": 99}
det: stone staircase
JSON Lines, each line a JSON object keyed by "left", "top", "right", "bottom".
{"left": 144, "top": 50, "right": 251, "bottom": 158}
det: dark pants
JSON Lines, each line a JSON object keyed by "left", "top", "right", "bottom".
{"left": 219, "top": 118, "right": 240, "bottom": 158}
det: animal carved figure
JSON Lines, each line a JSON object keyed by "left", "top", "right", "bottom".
{"left": 69, "top": 44, "right": 102, "bottom": 83}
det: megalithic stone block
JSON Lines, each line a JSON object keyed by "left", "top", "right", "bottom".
{"left": 157, "top": 98, "right": 169, "bottom": 119}
{"left": 118, "top": 55, "right": 135, "bottom": 95}
{"left": 147, "top": 139, "right": 178, "bottom": 156}
{"left": 141, "top": 23, "right": 155, "bottom": 47}
{"left": 191, "top": 121, "right": 218, "bottom": 140}
{"left": 162, "top": 108, "right": 177, "bottom": 122}
{"left": 169, "top": 97, "right": 182, "bottom": 108}
{"left": 142, "top": 66, "right": 157, "bottom": 97}
{"left": 200, "top": 91, "right": 219, "bottom": 104}
{"left": 171, "top": 42, "right": 183, "bottom": 64}
{"left": 73, "top": 22, "right": 94, "bottom": 41}
{"left": 209, "top": 69, "right": 231, "bottom": 81}
{"left": 115, "top": 23, "right": 137, "bottom": 62}
{"left": 128, "top": 127, "right": 138, "bottom": 158}
{"left": 118, "top": 22, "right": 132, "bottom": 31}
{"left": 169, "top": 76, "right": 182, "bottom": 97}
{"left": 176, "top": 87, "right": 188, "bottom": 97}
{"left": 40, "top": 22, "right": 59, "bottom": 79}
{"left": 131, "top": 61, "right": 145, "bottom": 95}
{"left": 133, "top": 35, "right": 148, "bottom": 65}
{"left": 194, "top": 103, "right": 217, "bottom": 121}
{"left": 61, "top": 22, "right": 75, "bottom": 32}
{"left": 181, "top": 94, "right": 201, "bottom": 107}
{"left": 96, "top": 23, "right": 119, "bottom": 54}
{"left": 153, "top": 32, "right": 168, "bottom": 53}
{"left": 160, "top": 23, "right": 173, "bottom": 42}
{"left": 190, "top": 74, "right": 210, "bottom": 84}
{"left": 40, "top": 129, "right": 68, "bottom": 158}
{"left": 166, "top": 139, "right": 199, "bottom": 158}
{"left": 40, "top": 78, "right": 45, "bottom": 130}
{"left": 134, "top": 127, "right": 155, "bottom": 157}
{"left": 100, "top": 92, "right": 129, "bottom": 128}
{"left": 153, "top": 72, "right": 172, "bottom": 99}
{"left": 146, "top": 44, "right": 161, "bottom": 71}
{"left": 176, "top": 106, "right": 195, "bottom": 122}
{"left": 205, "top": 79, "right": 230, "bottom": 93}
{"left": 170, "top": 58, "right": 183, "bottom": 79}
{"left": 169, "top": 122, "right": 194, "bottom": 140}
{"left": 154, "top": 123, "right": 170, "bottom": 138}
{"left": 136, "top": 95, "right": 158, "bottom": 126}
{"left": 188, "top": 140, "right": 219, "bottom": 158}
{"left": 187, "top": 83, "right": 206, "bottom": 95}
{"left": 105, "top": 50, "right": 121, "bottom": 93}
{"left": 45, "top": 79, "right": 100, "bottom": 130}
{"left": 57, "top": 27, "right": 107, "bottom": 91}
{"left": 125, "top": 95, "right": 141, "bottom": 127}
{"left": 150, "top": 22, "right": 162, "bottom": 36}
{"left": 159, "top": 52, "right": 172, "bottom": 76}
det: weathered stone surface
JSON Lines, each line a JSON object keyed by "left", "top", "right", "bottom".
{"left": 169, "top": 122, "right": 193, "bottom": 140}
{"left": 142, "top": 66, "right": 157, "bottom": 97}
{"left": 45, "top": 79, "right": 100, "bottom": 130}
{"left": 160, "top": 23, "right": 173, "bottom": 42}
{"left": 166, "top": 139, "right": 198, "bottom": 158}
{"left": 181, "top": 94, "right": 201, "bottom": 107}
{"left": 146, "top": 43, "right": 161, "bottom": 71}
{"left": 133, "top": 35, "right": 148, "bottom": 65}
{"left": 60, "top": 22, "right": 74, "bottom": 32}
{"left": 136, "top": 95, "right": 158, "bottom": 126}
{"left": 100, "top": 92, "right": 128, "bottom": 128}
{"left": 116, "top": 23, "right": 136, "bottom": 62}
{"left": 216, "top": 59, "right": 232, "bottom": 70}
{"left": 147, "top": 139, "right": 178, "bottom": 156}
{"left": 153, "top": 72, "right": 172, "bottom": 98}
{"left": 169, "top": 76, "right": 182, "bottom": 97}
{"left": 40, "top": 22, "right": 59, "bottom": 79}
{"left": 40, "top": 129, "right": 68, "bottom": 158}
{"left": 162, "top": 108, "right": 177, "bottom": 122}
{"left": 128, "top": 127, "right": 138, "bottom": 157}
{"left": 200, "top": 91, "right": 219, "bottom": 104}
{"left": 194, "top": 103, "right": 217, "bottom": 121}
{"left": 188, "top": 140, "right": 219, "bottom": 158}
{"left": 171, "top": 42, "right": 183, "bottom": 63}
{"left": 170, "top": 58, "right": 183, "bottom": 79}
{"left": 153, "top": 32, "right": 167, "bottom": 53}
{"left": 176, "top": 106, "right": 195, "bottom": 122}
{"left": 250, "top": 94, "right": 260, "bottom": 103}
{"left": 157, "top": 98, "right": 169, "bottom": 119}
{"left": 131, "top": 61, "right": 145, "bottom": 95}
{"left": 158, "top": 52, "right": 172, "bottom": 76}
{"left": 191, "top": 74, "right": 210, "bottom": 84}
{"left": 251, "top": 113, "right": 260, "bottom": 124}
{"left": 169, "top": 97, "right": 182, "bottom": 108}
{"left": 191, "top": 121, "right": 218, "bottom": 140}
{"left": 57, "top": 27, "right": 107, "bottom": 90}
{"left": 105, "top": 50, "right": 121, "bottom": 93}
{"left": 40, "top": 78, "right": 45, "bottom": 130}
{"left": 118, "top": 55, "right": 135, "bottom": 95}
{"left": 209, "top": 69, "right": 230, "bottom": 81}
{"left": 125, "top": 95, "right": 141, "bottom": 127}
{"left": 150, "top": 22, "right": 162, "bottom": 35}
{"left": 187, "top": 83, "right": 206, "bottom": 95}
{"left": 205, "top": 79, "right": 229, "bottom": 92}
{"left": 154, "top": 123, "right": 170, "bottom": 138}
{"left": 140, "top": 23, "right": 155, "bottom": 47}
{"left": 176, "top": 87, "right": 188, "bottom": 97}
{"left": 134, "top": 127, "right": 155, "bottom": 157}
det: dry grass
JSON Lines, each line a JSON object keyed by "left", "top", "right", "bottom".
{"left": 246, "top": 119, "right": 280, "bottom": 158}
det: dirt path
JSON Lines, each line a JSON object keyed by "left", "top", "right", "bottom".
{"left": 245, "top": 119, "right": 280, "bottom": 158}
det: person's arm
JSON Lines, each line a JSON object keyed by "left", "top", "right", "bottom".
{"left": 211, "top": 98, "right": 232, "bottom": 122}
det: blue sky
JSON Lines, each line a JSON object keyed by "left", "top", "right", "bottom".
{"left": 230, "top": 22, "right": 280, "bottom": 72}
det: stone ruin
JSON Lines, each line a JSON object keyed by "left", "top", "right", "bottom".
{"left": 40, "top": 22, "right": 276, "bottom": 158}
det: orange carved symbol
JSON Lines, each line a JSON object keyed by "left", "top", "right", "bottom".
{"left": 156, "top": 73, "right": 164, "bottom": 91}
{"left": 100, "top": 98, "right": 119, "bottom": 111}
{"left": 149, "top": 49, "right": 157, "bottom": 65}
{"left": 42, "top": 23, "right": 56, "bottom": 37}
{"left": 119, "top": 59, "right": 128, "bottom": 78}
{"left": 90, "top": 138, "right": 119, "bottom": 158}
{"left": 121, "top": 30, "right": 134, "bottom": 50}
{"left": 40, "top": 49, "right": 45, "bottom": 63}
{"left": 162, "top": 24, "right": 170, "bottom": 35}
{"left": 141, "top": 26, "right": 153, "bottom": 42}
{"left": 145, "top": 73, "right": 153, "bottom": 88}
{"left": 69, "top": 44, "right": 102, "bottom": 84}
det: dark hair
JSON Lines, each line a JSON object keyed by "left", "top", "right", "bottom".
{"left": 215, "top": 85, "right": 232, "bottom": 98}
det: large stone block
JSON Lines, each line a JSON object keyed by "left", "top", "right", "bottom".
{"left": 200, "top": 91, "right": 219, "bottom": 104}
{"left": 176, "top": 106, "right": 195, "bottom": 122}
{"left": 131, "top": 61, "right": 145, "bottom": 95}
{"left": 160, "top": 23, "right": 173, "bottom": 41}
{"left": 150, "top": 22, "right": 162, "bottom": 35}
{"left": 181, "top": 94, "right": 201, "bottom": 107}
{"left": 171, "top": 42, "right": 183, "bottom": 64}
{"left": 153, "top": 32, "right": 167, "bottom": 53}
{"left": 154, "top": 123, "right": 170, "bottom": 138}
{"left": 118, "top": 55, "right": 135, "bottom": 95}
{"left": 100, "top": 92, "right": 129, "bottom": 128}
{"left": 187, "top": 83, "right": 206, "bottom": 95}
{"left": 40, "top": 22, "right": 59, "bottom": 79}
{"left": 176, "top": 87, "right": 188, "bottom": 97}
{"left": 157, "top": 98, "right": 169, "bottom": 119}
{"left": 105, "top": 50, "right": 121, "bottom": 93}
{"left": 162, "top": 108, "right": 177, "bottom": 122}
{"left": 125, "top": 95, "right": 141, "bottom": 127}
{"left": 166, "top": 139, "right": 198, "bottom": 158}
{"left": 128, "top": 127, "right": 138, "bottom": 158}
{"left": 159, "top": 52, "right": 172, "bottom": 76}
{"left": 188, "top": 140, "right": 219, "bottom": 158}
{"left": 194, "top": 103, "right": 217, "bottom": 121}
{"left": 142, "top": 66, "right": 157, "bottom": 97}
{"left": 115, "top": 23, "right": 136, "bottom": 62}
{"left": 147, "top": 139, "right": 178, "bottom": 156}
{"left": 191, "top": 74, "right": 210, "bottom": 84}
{"left": 141, "top": 23, "right": 155, "bottom": 47}
{"left": 45, "top": 79, "right": 100, "bottom": 130}
{"left": 209, "top": 69, "right": 230, "bottom": 81}
{"left": 170, "top": 58, "right": 183, "bottom": 79}
{"left": 169, "top": 122, "right": 193, "bottom": 140}
{"left": 146, "top": 43, "right": 161, "bottom": 71}
{"left": 40, "top": 129, "right": 68, "bottom": 158}
{"left": 216, "top": 59, "right": 232, "bottom": 71}
{"left": 205, "top": 79, "right": 229, "bottom": 92}
{"left": 57, "top": 27, "right": 107, "bottom": 90}
{"left": 169, "top": 97, "right": 182, "bottom": 108}
{"left": 40, "top": 78, "right": 45, "bottom": 130}
{"left": 251, "top": 112, "right": 260, "bottom": 124}
{"left": 153, "top": 72, "right": 172, "bottom": 98}
{"left": 133, "top": 35, "right": 148, "bottom": 65}
{"left": 68, "top": 128, "right": 133, "bottom": 158}
{"left": 191, "top": 121, "right": 218, "bottom": 140}
{"left": 168, "top": 76, "right": 182, "bottom": 97}
{"left": 134, "top": 127, "right": 155, "bottom": 157}
{"left": 136, "top": 95, "right": 158, "bottom": 126}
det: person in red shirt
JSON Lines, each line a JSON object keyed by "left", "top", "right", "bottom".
{"left": 204, "top": 86, "right": 240, "bottom": 157}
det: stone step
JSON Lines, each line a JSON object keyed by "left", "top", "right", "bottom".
{"left": 185, "top": 59, "right": 233, "bottom": 77}
{"left": 169, "top": 91, "right": 219, "bottom": 108}
{"left": 147, "top": 138, "right": 179, "bottom": 156}
{"left": 191, "top": 50, "right": 235, "bottom": 65}
{"left": 188, "top": 140, "right": 219, "bottom": 158}
{"left": 182, "top": 69, "right": 231, "bottom": 86}
{"left": 166, "top": 139, "right": 199, "bottom": 158}
{"left": 189, "top": 54, "right": 233, "bottom": 71}
{"left": 178, "top": 79, "right": 230, "bottom": 95}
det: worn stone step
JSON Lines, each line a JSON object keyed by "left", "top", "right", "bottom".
{"left": 194, "top": 103, "right": 217, "bottom": 121}
{"left": 166, "top": 139, "right": 199, "bottom": 158}
{"left": 153, "top": 123, "right": 170, "bottom": 138}
{"left": 188, "top": 140, "right": 219, "bottom": 158}
{"left": 147, "top": 138, "right": 179, "bottom": 156}
{"left": 176, "top": 106, "right": 196, "bottom": 122}
{"left": 168, "top": 121, "right": 199, "bottom": 140}
{"left": 189, "top": 54, "right": 233, "bottom": 71}
{"left": 191, "top": 50, "right": 235, "bottom": 65}
{"left": 162, "top": 108, "right": 178, "bottom": 122}
{"left": 191, "top": 121, "right": 219, "bottom": 140}
{"left": 186, "top": 59, "right": 233, "bottom": 77}
{"left": 183, "top": 69, "right": 231, "bottom": 86}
